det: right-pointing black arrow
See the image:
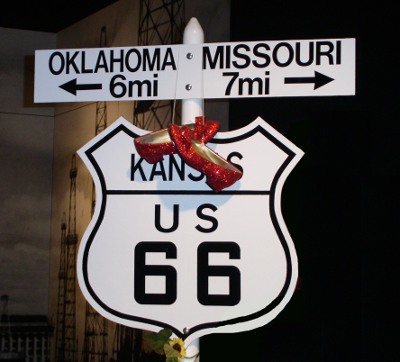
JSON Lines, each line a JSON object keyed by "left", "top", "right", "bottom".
{"left": 60, "top": 78, "right": 102, "bottom": 95}
{"left": 284, "top": 71, "right": 334, "bottom": 90}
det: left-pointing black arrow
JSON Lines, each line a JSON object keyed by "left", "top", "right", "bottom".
{"left": 59, "top": 78, "right": 102, "bottom": 95}
{"left": 284, "top": 71, "right": 334, "bottom": 90}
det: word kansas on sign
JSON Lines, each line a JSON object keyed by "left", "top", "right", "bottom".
{"left": 35, "top": 38, "right": 355, "bottom": 102}
{"left": 76, "top": 116, "right": 303, "bottom": 345}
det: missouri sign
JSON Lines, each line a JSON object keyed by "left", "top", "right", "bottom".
{"left": 35, "top": 38, "right": 355, "bottom": 102}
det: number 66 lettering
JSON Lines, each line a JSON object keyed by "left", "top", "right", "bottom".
{"left": 134, "top": 241, "right": 241, "bottom": 306}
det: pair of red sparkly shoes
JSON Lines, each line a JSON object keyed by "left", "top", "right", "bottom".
{"left": 134, "top": 117, "right": 242, "bottom": 191}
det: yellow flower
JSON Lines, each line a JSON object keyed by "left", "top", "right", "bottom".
{"left": 168, "top": 337, "right": 186, "bottom": 360}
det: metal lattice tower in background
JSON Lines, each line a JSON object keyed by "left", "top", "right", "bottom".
{"left": 0, "top": 295, "right": 12, "bottom": 353}
{"left": 111, "top": 1, "right": 186, "bottom": 359}
{"left": 94, "top": 27, "right": 108, "bottom": 140}
{"left": 81, "top": 26, "right": 109, "bottom": 362}
{"left": 133, "top": 0, "right": 186, "bottom": 130}
{"left": 60, "top": 154, "right": 78, "bottom": 362}
{"left": 0, "top": 295, "right": 23, "bottom": 360}
{"left": 55, "top": 213, "right": 67, "bottom": 361}
{"left": 111, "top": 326, "right": 141, "bottom": 362}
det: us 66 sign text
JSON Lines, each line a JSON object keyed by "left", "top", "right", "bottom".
{"left": 77, "top": 117, "right": 303, "bottom": 345}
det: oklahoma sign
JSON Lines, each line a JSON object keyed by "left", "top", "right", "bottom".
{"left": 77, "top": 116, "right": 303, "bottom": 345}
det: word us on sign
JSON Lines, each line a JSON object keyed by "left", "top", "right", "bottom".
{"left": 34, "top": 38, "right": 355, "bottom": 103}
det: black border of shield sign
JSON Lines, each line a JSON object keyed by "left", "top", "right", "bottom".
{"left": 81, "top": 122, "right": 297, "bottom": 341}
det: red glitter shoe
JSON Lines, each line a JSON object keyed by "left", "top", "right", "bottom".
{"left": 134, "top": 117, "right": 220, "bottom": 164}
{"left": 169, "top": 124, "right": 242, "bottom": 192}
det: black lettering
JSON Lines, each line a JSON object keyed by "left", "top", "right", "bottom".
{"left": 81, "top": 52, "right": 93, "bottom": 73}
{"left": 65, "top": 51, "right": 80, "bottom": 74}
{"left": 130, "top": 154, "right": 147, "bottom": 181}
{"left": 130, "top": 79, "right": 152, "bottom": 97}
{"left": 110, "top": 75, "right": 126, "bottom": 98}
{"left": 336, "top": 40, "right": 341, "bottom": 65}
{"left": 125, "top": 48, "right": 141, "bottom": 72}
{"left": 188, "top": 170, "right": 205, "bottom": 182}
{"left": 223, "top": 71, "right": 239, "bottom": 96}
{"left": 110, "top": 49, "right": 125, "bottom": 72}
{"left": 316, "top": 41, "right": 335, "bottom": 65}
{"left": 295, "top": 42, "right": 314, "bottom": 66}
{"left": 49, "top": 51, "right": 64, "bottom": 75}
{"left": 161, "top": 48, "right": 176, "bottom": 70}
{"left": 227, "top": 151, "right": 243, "bottom": 173}
{"left": 273, "top": 42, "right": 294, "bottom": 67}
{"left": 196, "top": 204, "right": 218, "bottom": 233}
{"left": 134, "top": 241, "right": 177, "bottom": 304}
{"left": 143, "top": 48, "right": 160, "bottom": 71}
{"left": 94, "top": 50, "right": 109, "bottom": 72}
{"left": 168, "top": 155, "right": 185, "bottom": 180}
{"left": 155, "top": 204, "right": 179, "bottom": 233}
{"left": 252, "top": 43, "right": 271, "bottom": 68}
{"left": 149, "top": 161, "right": 167, "bottom": 181}
{"left": 225, "top": 45, "right": 231, "bottom": 68}
{"left": 203, "top": 45, "right": 224, "bottom": 69}
{"left": 232, "top": 44, "right": 251, "bottom": 69}
{"left": 239, "top": 77, "right": 262, "bottom": 95}
{"left": 153, "top": 74, "right": 158, "bottom": 96}
{"left": 197, "top": 242, "right": 241, "bottom": 306}
{"left": 264, "top": 71, "right": 270, "bottom": 95}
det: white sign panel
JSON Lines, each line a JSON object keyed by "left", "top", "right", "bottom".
{"left": 35, "top": 38, "right": 355, "bottom": 103}
{"left": 77, "top": 116, "right": 303, "bottom": 345}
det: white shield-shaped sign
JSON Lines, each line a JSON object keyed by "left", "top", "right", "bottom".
{"left": 77, "top": 116, "right": 303, "bottom": 345}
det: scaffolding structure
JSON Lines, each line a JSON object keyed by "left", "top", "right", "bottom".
{"left": 111, "top": 326, "right": 142, "bottom": 362}
{"left": 0, "top": 295, "right": 12, "bottom": 355}
{"left": 111, "top": 0, "right": 186, "bottom": 360}
{"left": 55, "top": 213, "right": 67, "bottom": 361}
{"left": 133, "top": 0, "right": 186, "bottom": 130}
{"left": 55, "top": 155, "right": 78, "bottom": 362}
{"left": 53, "top": 3, "right": 187, "bottom": 361}
{"left": 81, "top": 26, "right": 109, "bottom": 362}
{"left": 0, "top": 295, "right": 24, "bottom": 360}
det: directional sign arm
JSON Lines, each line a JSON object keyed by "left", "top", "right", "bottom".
{"left": 35, "top": 38, "right": 355, "bottom": 102}
{"left": 60, "top": 78, "right": 103, "bottom": 96}
{"left": 284, "top": 71, "right": 334, "bottom": 90}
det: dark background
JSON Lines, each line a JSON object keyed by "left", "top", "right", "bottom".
{"left": 1, "top": 1, "right": 398, "bottom": 360}
{"left": 201, "top": 1, "right": 399, "bottom": 361}
{"left": 0, "top": 0, "right": 118, "bottom": 33}
{"left": 202, "top": 1, "right": 398, "bottom": 361}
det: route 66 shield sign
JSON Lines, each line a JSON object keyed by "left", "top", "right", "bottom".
{"left": 77, "top": 116, "right": 303, "bottom": 345}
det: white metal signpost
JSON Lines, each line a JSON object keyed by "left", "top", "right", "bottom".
{"left": 76, "top": 116, "right": 303, "bottom": 346}
{"left": 34, "top": 38, "right": 355, "bottom": 103}
{"left": 35, "top": 25, "right": 354, "bottom": 358}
